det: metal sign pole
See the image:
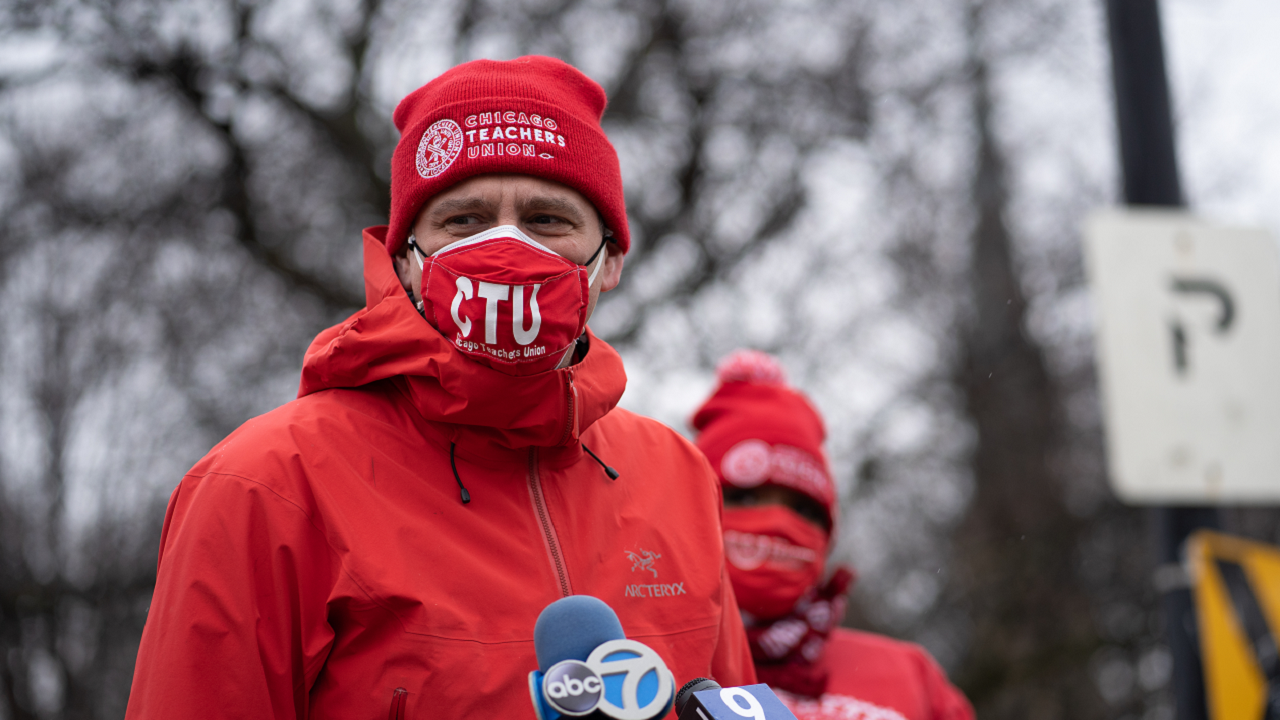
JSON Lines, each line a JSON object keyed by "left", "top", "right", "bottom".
{"left": 1103, "top": 2, "right": 1217, "bottom": 719}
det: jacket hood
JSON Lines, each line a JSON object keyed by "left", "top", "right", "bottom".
{"left": 298, "top": 226, "right": 626, "bottom": 450}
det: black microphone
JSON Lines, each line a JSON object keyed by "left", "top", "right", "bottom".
{"left": 528, "top": 595, "right": 676, "bottom": 720}
{"left": 675, "top": 678, "right": 799, "bottom": 720}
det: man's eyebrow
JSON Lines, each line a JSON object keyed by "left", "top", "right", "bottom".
{"left": 425, "top": 197, "right": 494, "bottom": 217}
{"left": 517, "top": 196, "right": 588, "bottom": 223}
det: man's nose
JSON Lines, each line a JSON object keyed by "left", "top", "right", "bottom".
{"left": 495, "top": 208, "right": 522, "bottom": 227}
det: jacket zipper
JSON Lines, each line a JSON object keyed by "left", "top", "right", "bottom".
{"left": 528, "top": 447, "right": 572, "bottom": 597}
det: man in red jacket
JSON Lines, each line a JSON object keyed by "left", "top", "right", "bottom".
{"left": 692, "top": 351, "right": 973, "bottom": 720}
{"left": 126, "top": 56, "right": 754, "bottom": 719}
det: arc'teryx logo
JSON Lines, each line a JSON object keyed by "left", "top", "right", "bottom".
{"left": 624, "top": 548, "right": 686, "bottom": 598}
{"left": 626, "top": 549, "right": 661, "bottom": 578}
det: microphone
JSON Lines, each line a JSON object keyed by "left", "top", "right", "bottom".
{"left": 529, "top": 595, "right": 676, "bottom": 720}
{"left": 674, "top": 678, "right": 799, "bottom": 720}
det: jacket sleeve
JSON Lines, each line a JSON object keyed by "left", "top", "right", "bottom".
{"left": 710, "top": 564, "right": 758, "bottom": 686}
{"left": 125, "top": 472, "right": 339, "bottom": 720}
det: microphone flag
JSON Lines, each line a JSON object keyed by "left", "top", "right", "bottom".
{"left": 676, "top": 681, "right": 799, "bottom": 720}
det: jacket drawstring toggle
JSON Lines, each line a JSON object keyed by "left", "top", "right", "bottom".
{"left": 582, "top": 444, "right": 620, "bottom": 480}
{"left": 449, "top": 442, "right": 472, "bottom": 504}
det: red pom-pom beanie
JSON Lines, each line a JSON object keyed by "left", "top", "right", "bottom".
{"left": 386, "top": 55, "right": 629, "bottom": 256}
{"left": 691, "top": 350, "right": 837, "bottom": 531}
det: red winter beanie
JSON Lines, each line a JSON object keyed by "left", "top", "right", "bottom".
{"left": 386, "top": 55, "right": 629, "bottom": 256}
{"left": 691, "top": 350, "right": 837, "bottom": 530}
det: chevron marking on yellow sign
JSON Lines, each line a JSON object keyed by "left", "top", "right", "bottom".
{"left": 1187, "top": 530, "right": 1280, "bottom": 720}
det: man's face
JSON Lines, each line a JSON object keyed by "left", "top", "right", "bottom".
{"left": 393, "top": 174, "right": 624, "bottom": 324}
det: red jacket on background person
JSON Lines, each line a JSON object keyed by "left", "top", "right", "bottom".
{"left": 779, "top": 631, "right": 973, "bottom": 720}
{"left": 692, "top": 351, "right": 972, "bottom": 720}
{"left": 126, "top": 56, "right": 755, "bottom": 719}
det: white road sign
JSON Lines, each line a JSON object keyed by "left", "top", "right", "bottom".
{"left": 1084, "top": 209, "right": 1280, "bottom": 504}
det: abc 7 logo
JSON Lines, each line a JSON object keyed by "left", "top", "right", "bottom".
{"left": 542, "top": 640, "right": 674, "bottom": 720}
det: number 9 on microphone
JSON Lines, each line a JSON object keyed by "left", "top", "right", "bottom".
{"left": 676, "top": 683, "right": 797, "bottom": 720}
{"left": 720, "top": 688, "right": 766, "bottom": 720}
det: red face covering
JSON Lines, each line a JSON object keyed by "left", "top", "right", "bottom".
{"left": 723, "top": 505, "right": 829, "bottom": 620}
{"left": 413, "top": 225, "right": 606, "bottom": 376}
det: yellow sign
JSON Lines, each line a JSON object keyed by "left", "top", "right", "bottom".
{"left": 1187, "top": 530, "right": 1280, "bottom": 720}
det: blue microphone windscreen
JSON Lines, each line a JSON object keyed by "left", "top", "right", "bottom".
{"left": 533, "top": 595, "right": 626, "bottom": 672}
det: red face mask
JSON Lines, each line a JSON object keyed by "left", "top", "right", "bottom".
{"left": 723, "top": 505, "right": 829, "bottom": 620}
{"left": 412, "top": 225, "right": 607, "bottom": 376}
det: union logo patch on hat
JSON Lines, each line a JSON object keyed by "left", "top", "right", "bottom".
{"left": 722, "top": 439, "right": 772, "bottom": 487}
{"left": 416, "top": 119, "right": 464, "bottom": 179}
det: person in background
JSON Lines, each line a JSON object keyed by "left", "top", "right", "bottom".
{"left": 692, "top": 350, "right": 974, "bottom": 720}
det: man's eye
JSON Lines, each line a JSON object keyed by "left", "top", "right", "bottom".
{"left": 530, "top": 215, "right": 567, "bottom": 226}
{"left": 446, "top": 216, "right": 479, "bottom": 226}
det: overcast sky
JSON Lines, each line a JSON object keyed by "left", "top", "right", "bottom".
{"left": 1166, "top": 0, "right": 1280, "bottom": 233}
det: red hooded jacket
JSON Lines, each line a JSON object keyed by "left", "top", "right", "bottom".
{"left": 778, "top": 629, "right": 974, "bottom": 720}
{"left": 125, "top": 228, "right": 755, "bottom": 719}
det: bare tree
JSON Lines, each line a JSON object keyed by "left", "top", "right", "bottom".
{"left": 6, "top": 0, "right": 1278, "bottom": 718}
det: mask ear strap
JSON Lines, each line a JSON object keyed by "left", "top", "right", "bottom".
{"left": 408, "top": 235, "right": 425, "bottom": 271}
{"left": 406, "top": 235, "right": 427, "bottom": 312}
{"left": 585, "top": 236, "right": 609, "bottom": 286}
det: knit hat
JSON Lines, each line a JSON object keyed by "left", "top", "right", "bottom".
{"left": 387, "top": 55, "right": 629, "bottom": 256}
{"left": 691, "top": 350, "right": 837, "bottom": 530}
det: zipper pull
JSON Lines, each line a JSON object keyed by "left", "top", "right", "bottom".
{"left": 567, "top": 370, "right": 580, "bottom": 441}
{"left": 388, "top": 688, "right": 407, "bottom": 720}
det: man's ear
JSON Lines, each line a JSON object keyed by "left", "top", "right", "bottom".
{"left": 392, "top": 248, "right": 415, "bottom": 293}
{"left": 598, "top": 242, "right": 625, "bottom": 293}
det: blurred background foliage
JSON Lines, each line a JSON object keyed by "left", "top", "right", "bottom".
{"left": 1, "top": 0, "right": 1279, "bottom": 718}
